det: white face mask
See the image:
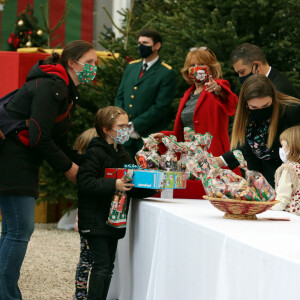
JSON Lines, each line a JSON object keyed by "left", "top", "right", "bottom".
{"left": 279, "top": 147, "right": 289, "bottom": 163}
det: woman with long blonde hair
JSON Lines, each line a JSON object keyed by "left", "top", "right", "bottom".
{"left": 231, "top": 74, "right": 300, "bottom": 186}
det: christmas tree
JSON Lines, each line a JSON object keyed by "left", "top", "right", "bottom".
{"left": 7, "top": 5, "right": 46, "bottom": 50}
{"left": 37, "top": 0, "right": 300, "bottom": 210}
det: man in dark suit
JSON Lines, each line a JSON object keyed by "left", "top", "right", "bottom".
{"left": 217, "top": 43, "right": 300, "bottom": 171}
{"left": 230, "top": 43, "right": 300, "bottom": 98}
{"left": 114, "top": 29, "right": 177, "bottom": 158}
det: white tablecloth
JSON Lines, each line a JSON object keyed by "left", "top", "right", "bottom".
{"left": 108, "top": 198, "right": 300, "bottom": 300}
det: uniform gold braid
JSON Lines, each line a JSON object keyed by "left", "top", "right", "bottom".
{"left": 129, "top": 59, "right": 142, "bottom": 64}
{"left": 161, "top": 62, "right": 172, "bottom": 70}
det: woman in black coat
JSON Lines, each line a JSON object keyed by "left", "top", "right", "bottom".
{"left": 230, "top": 74, "right": 300, "bottom": 187}
{"left": 0, "top": 40, "right": 98, "bottom": 300}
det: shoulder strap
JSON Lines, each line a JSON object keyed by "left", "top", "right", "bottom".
{"left": 0, "top": 89, "right": 20, "bottom": 103}
{"left": 161, "top": 61, "right": 172, "bottom": 70}
{"left": 129, "top": 59, "right": 142, "bottom": 64}
{"left": 55, "top": 101, "right": 73, "bottom": 123}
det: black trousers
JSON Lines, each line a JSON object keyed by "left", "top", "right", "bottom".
{"left": 85, "top": 235, "right": 118, "bottom": 300}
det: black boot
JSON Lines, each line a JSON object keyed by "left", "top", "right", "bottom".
{"left": 87, "top": 271, "right": 106, "bottom": 300}
{"left": 101, "top": 276, "right": 112, "bottom": 300}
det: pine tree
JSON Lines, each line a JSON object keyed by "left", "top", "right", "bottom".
{"left": 37, "top": 0, "right": 300, "bottom": 210}
{"left": 7, "top": 5, "right": 46, "bottom": 50}
{"left": 129, "top": 0, "right": 300, "bottom": 92}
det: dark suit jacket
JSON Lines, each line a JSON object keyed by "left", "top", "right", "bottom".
{"left": 223, "top": 67, "right": 300, "bottom": 178}
{"left": 268, "top": 67, "right": 300, "bottom": 98}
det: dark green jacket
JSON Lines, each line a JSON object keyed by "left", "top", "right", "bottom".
{"left": 114, "top": 58, "right": 177, "bottom": 138}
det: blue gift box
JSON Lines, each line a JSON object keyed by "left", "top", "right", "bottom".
{"left": 131, "top": 170, "right": 164, "bottom": 189}
{"left": 131, "top": 170, "right": 187, "bottom": 189}
{"left": 105, "top": 168, "right": 187, "bottom": 190}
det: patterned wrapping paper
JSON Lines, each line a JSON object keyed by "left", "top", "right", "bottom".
{"left": 233, "top": 150, "right": 276, "bottom": 202}
{"left": 135, "top": 128, "right": 276, "bottom": 201}
{"left": 107, "top": 170, "right": 134, "bottom": 229}
{"left": 107, "top": 191, "right": 128, "bottom": 228}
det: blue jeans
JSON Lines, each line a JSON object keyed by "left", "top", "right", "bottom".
{"left": 0, "top": 195, "right": 35, "bottom": 300}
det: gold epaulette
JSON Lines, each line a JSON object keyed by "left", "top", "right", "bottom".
{"left": 161, "top": 61, "right": 172, "bottom": 70}
{"left": 129, "top": 59, "right": 142, "bottom": 64}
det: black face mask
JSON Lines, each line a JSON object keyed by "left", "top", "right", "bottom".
{"left": 138, "top": 44, "right": 153, "bottom": 58}
{"left": 249, "top": 104, "right": 273, "bottom": 122}
{"left": 239, "top": 72, "right": 253, "bottom": 85}
{"left": 238, "top": 64, "right": 258, "bottom": 85}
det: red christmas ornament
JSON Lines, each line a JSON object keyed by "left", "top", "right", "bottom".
{"left": 7, "top": 33, "right": 20, "bottom": 49}
{"left": 7, "top": 33, "right": 15, "bottom": 44}
{"left": 125, "top": 56, "right": 133, "bottom": 63}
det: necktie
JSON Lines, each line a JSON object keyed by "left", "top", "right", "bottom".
{"left": 139, "top": 63, "right": 148, "bottom": 78}
{"left": 143, "top": 63, "right": 148, "bottom": 72}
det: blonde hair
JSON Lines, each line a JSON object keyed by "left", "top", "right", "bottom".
{"left": 231, "top": 74, "right": 300, "bottom": 150}
{"left": 73, "top": 128, "right": 98, "bottom": 154}
{"left": 181, "top": 47, "right": 222, "bottom": 85}
{"left": 280, "top": 126, "right": 300, "bottom": 163}
{"left": 94, "top": 106, "right": 127, "bottom": 139}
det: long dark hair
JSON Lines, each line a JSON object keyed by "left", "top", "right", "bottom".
{"left": 44, "top": 40, "right": 94, "bottom": 69}
{"left": 231, "top": 74, "right": 300, "bottom": 149}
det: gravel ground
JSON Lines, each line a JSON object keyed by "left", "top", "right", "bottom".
{"left": 2, "top": 223, "right": 80, "bottom": 300}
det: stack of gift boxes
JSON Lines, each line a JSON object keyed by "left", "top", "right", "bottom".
{"left": 105, "top": 127, "right": 276, "bottom": 202}
{"left": 104, "top": 127, "right": 212, "bottom": 190}
{"left": 105, "top": 167, "right": 187, "bottom": 190}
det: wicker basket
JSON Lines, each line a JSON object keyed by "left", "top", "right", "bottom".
{"left": 203, "top": 196, "right": 280, "bottom": 220}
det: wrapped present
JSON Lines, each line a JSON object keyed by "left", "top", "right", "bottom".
{"left": 107, "top": 191, "right": 128, "bottom": 228}
{"left": 233, "top": 150, "right": 276, "bottom": 202}
{"left": 107, "top": 170, "right": 131, "bottom": 229}
{"left": 105, "top": 167, "right": 187, "bottom": 190}
{"left": 183, "top": 127, "right": 195, "bottom": 142}
{"left": 132, "top": 128, "right": 275, "bottom": 202}
{"left": 105, "top": 168, "right": 127, "bottom": 179}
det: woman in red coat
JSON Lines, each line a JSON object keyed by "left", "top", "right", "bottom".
{"left": 152, "top": 47, "right": 239, "bottom": 199}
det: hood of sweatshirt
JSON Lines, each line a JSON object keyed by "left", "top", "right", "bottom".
{"left": 26, "top": 60, "right": 70, "bottom": 86}
{"left": 87, "top": 136, "right": 128, "bottom": 158}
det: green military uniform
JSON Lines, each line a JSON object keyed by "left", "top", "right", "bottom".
{"left": 114, "top": 58, "right": 177, "bottom": 158}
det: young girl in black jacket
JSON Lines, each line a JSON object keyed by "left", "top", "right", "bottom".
{"left": 77, "top": 106, "right": 155, "bottom": 300}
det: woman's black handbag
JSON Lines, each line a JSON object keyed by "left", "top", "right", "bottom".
{"left": 0, "top": 89, "right": 27, "bottom": 142}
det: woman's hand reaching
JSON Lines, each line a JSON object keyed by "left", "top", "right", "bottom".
{"left": 65, "top": 162, "right": 79, "bottom": 184}
{"left": 151, "top": 132, "right": 164, "bottom": 143}
{"left": 205, "top": 75, "right": 221, "bottom": 94}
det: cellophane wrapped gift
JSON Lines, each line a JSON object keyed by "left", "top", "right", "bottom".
{"left": 233, "top": 150, "right": 276, "bottom": 202}
{"left": 106, "top": 170, "right": 134, "bottom": 228}
{"left": 133, "top": 128, "right": 276, "bottom": 201}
